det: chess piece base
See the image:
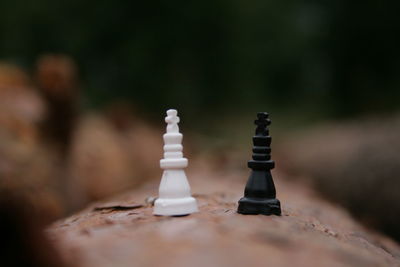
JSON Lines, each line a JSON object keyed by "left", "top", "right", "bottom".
{"left": 153, "top": 197, "right": 198, "bottom": 216}
{"left": 237, "top": 197, "right": 281, "bottom": 215}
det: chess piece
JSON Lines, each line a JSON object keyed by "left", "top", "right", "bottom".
{"left": 153, "top": 109, "right": 198, "bottom": 216}
{"left": 237, "top": 112, "right": 281, "bottom": 215}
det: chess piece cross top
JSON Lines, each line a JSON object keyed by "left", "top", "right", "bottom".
{"left": 165, "top": 109, "right": 180, "bottom": 133}
{"left": 254, "top": 112, "right": 271, "bottom": 136}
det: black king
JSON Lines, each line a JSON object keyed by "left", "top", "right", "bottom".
{"left": 237, "top": 112, "right": 281, "bottom": 215}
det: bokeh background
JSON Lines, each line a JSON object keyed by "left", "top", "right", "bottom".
{"left": 2, "top": 0, "right": 400, "bottom": 118}
{"left": 0, "top": 1, "right": 399, "bottom": 264}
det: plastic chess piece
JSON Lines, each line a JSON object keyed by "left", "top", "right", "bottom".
{"left": 153, "top": 109, "right": 198, "bottom": 216}
{"left": 237, "top": 112, "right": 281, "bottom": 216}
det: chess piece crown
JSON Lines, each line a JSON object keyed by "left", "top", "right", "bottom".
{"left": 237, "top": 112, "right": 281, "bottom": 215}
{"left": 153, "top": 109, "right": 198, "bottom": 216}
{"left": 160, "top": 109, "right": 188, "bottom": 169}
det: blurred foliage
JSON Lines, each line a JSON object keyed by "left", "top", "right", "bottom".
{"left": 0, "top": 0, "right": 399, "bottom": 119}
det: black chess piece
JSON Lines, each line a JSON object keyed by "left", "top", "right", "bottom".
{"left": 237, "top": 112, "right": 281, "bottom": 215}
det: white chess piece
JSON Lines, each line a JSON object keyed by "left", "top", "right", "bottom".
{"left": 153, "top": 109, "right": 198, "bottom": 216}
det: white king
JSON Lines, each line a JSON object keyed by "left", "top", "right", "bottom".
{"left": 153, "top": 109, "right": 198, "bottom": 216}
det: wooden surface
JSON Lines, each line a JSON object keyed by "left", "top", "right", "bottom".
{"left": 47, "top": 163, "right": 400, "bottom": 267}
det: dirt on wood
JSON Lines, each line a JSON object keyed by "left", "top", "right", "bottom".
{"left": 48, "top": 162, "right": 400, "bottom": 267}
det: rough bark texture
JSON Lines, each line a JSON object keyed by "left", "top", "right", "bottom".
{"left": 48, "top": 164, "right": 400, "bottom": 267}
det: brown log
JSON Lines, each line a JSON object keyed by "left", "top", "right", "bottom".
{"left": 48, "top": 165, "right": 400, "bottom": 267}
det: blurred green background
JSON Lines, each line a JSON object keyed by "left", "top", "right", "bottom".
{"left": 1, "top": 0, "right": 399, "bottom": 120}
